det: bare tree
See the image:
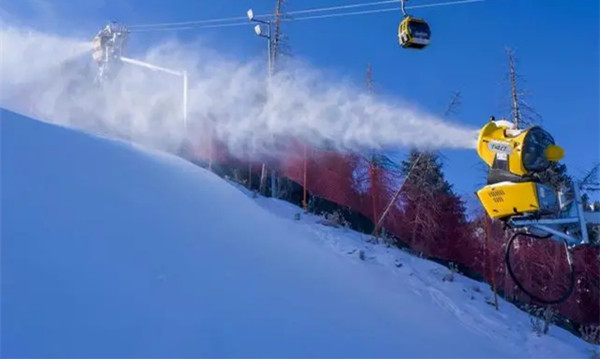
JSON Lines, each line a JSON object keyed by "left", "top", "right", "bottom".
{"left": 502, "top": 48, "right": 573, "bottom": 193}
{"left": 505, "top": 48, "right": 541, "bottom": 129}
{"left": 366, "top": 62, "right": 374, "bottom": 93}
{"left": 580, "top": 163, "right": 600, "bottom": 192}
{"left": 444, "top": 90, "right": 462, "bottom": 118}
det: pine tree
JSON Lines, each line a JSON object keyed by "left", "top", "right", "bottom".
{"left": 399, "top": 150, "right": 468, "bottom": 258}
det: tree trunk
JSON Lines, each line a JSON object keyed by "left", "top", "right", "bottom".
{"left": 411, "top": 202, "right": 422, "bottom": 253}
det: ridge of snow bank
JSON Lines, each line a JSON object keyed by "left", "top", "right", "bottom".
{"left": 0, "top": 109, "right": 592, "bottom": 358}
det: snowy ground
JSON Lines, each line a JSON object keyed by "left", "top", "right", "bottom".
{"left": 238, "top": 186, "right": 597, "bottom": 359}
{"left": 1, "top": 108, "right": 596, "bottom": 358}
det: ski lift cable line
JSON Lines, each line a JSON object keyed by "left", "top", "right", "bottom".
{"left": 285, "top": 0, "right": 400, "bottom": 15}
{"left": 127, "top": 0, "right": 484, "bottom": 29}
{"left": 129, "top": 23, "right": 248, "bottom": 33}
{"left": 128, "top": 0, "right": 399, "bottom": 28}
{"left": 288, "top": 0, "right": 485, "bottom": 21}
{"left": 284, "top": 0, "right": 485, "bottom": 23}
{"left": 129, "top": 16, "right": 248, "bottom": 29}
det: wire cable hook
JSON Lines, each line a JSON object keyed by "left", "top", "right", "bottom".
{"left": 400, "top": 0, "right": 408, "bottom": 16}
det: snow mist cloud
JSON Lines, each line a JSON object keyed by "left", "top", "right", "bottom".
{"left": 0, "top": 26, "right": 479, "bottom": 157}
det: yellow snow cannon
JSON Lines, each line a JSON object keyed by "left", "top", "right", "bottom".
{"left": 475, "top": 119, "right": 564, "bottom": 220}
{"left": 476, "top": 118, "right": 591, "bottom": 305}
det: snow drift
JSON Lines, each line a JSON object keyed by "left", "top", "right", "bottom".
{"left": 0, "top": 108, "right": 591, "bottom": 357}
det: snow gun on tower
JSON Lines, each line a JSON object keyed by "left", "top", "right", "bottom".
{"left": 92, "top": 22, "right": 128, "bottom": 83}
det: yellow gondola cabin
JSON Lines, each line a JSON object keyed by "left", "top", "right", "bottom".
{"left": 398, "top": 16, "right": 431, "bottom": 49}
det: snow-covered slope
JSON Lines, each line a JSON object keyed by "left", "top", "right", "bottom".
{"left": 1, "top": 109, "right": 592, "bottom": 357}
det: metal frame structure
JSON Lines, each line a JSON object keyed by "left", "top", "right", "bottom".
{"left": 504, "top": 182, "right": 596, "bottom": 304}
{"left": 247, "top": 9, "right": 277, "bottom": 197}
{"left": 93, "top": 22, "right": 188, "bottom": 130}
{"left": 120, "top": 57, "right": 188, "bottom": 129}
{"left": 508, "top": 183, "right": 590, "bottom": 247}
{"left": 93, "top": 22, "right": 129, "bottom": 83}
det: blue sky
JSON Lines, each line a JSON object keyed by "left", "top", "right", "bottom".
{"left": 2, "top": 0, "right": 598, "bottom": 210}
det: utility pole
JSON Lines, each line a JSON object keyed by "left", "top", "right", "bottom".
{"left": 506, "top": 48, "right": 522, "bottom": 129}
{"left": 272, "top": 0, "right": 285, "bottom": 64}
{"left": 247, "top": 9, "right": 273, "bottom": 195}
{"left": 268, "top": 0, "right": 286, "bottom": 198}
{"left": 247, "top": 1, "right": 287, "bottom": 198}
{"left": 247, "top": 9, "right": 273, "bottom": 76}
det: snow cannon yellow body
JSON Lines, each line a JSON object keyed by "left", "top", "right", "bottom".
{"left": 475, "top": 119, "right": 564, "bottom": 220}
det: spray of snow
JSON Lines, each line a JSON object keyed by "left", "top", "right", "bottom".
{"left": 0, "top": 26, "right": 479, "bottom": 156}
{"left": 0, "top": 27, "right": 91, "bottom": 89}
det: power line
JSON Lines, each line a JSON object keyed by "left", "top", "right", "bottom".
{"left": 289, "top": 0, "right": 483, "bottom": 20}
{"left": 284, "top": 6, "right": 401, "bottom": 22}
{"left": 286, "top": 0, "right": 398, "bottom": 15}
{"left": 402, "top": 0, "right": 484, "bottom": 11}
{"left": 128, "top": 0, "right": 398, "bottom": 28}
{"left": 128, "top": 0, "right": 484, "bottom": 30}
{"left": 129, "top": 22, "right": 248, "bottom": 33}
{"left": 129, "top": 16, "right": 248, "bottom": 29}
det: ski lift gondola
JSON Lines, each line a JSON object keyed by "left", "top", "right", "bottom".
{"left": 398, "top": 0, "right": 431, "bottom": 49}
{"left": 399, "top": 16, "right": 431, "bottom": 49}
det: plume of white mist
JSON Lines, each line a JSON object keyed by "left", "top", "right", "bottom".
{"left": 0, "top": 26, "right": 91, "bottom": 89}
{"left": 0, "top": 26, "right": 479, "bottom": 158}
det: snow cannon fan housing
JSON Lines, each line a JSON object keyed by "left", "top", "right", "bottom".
{"left": 475, "top": 120, "right": 564, "bottom": 220}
